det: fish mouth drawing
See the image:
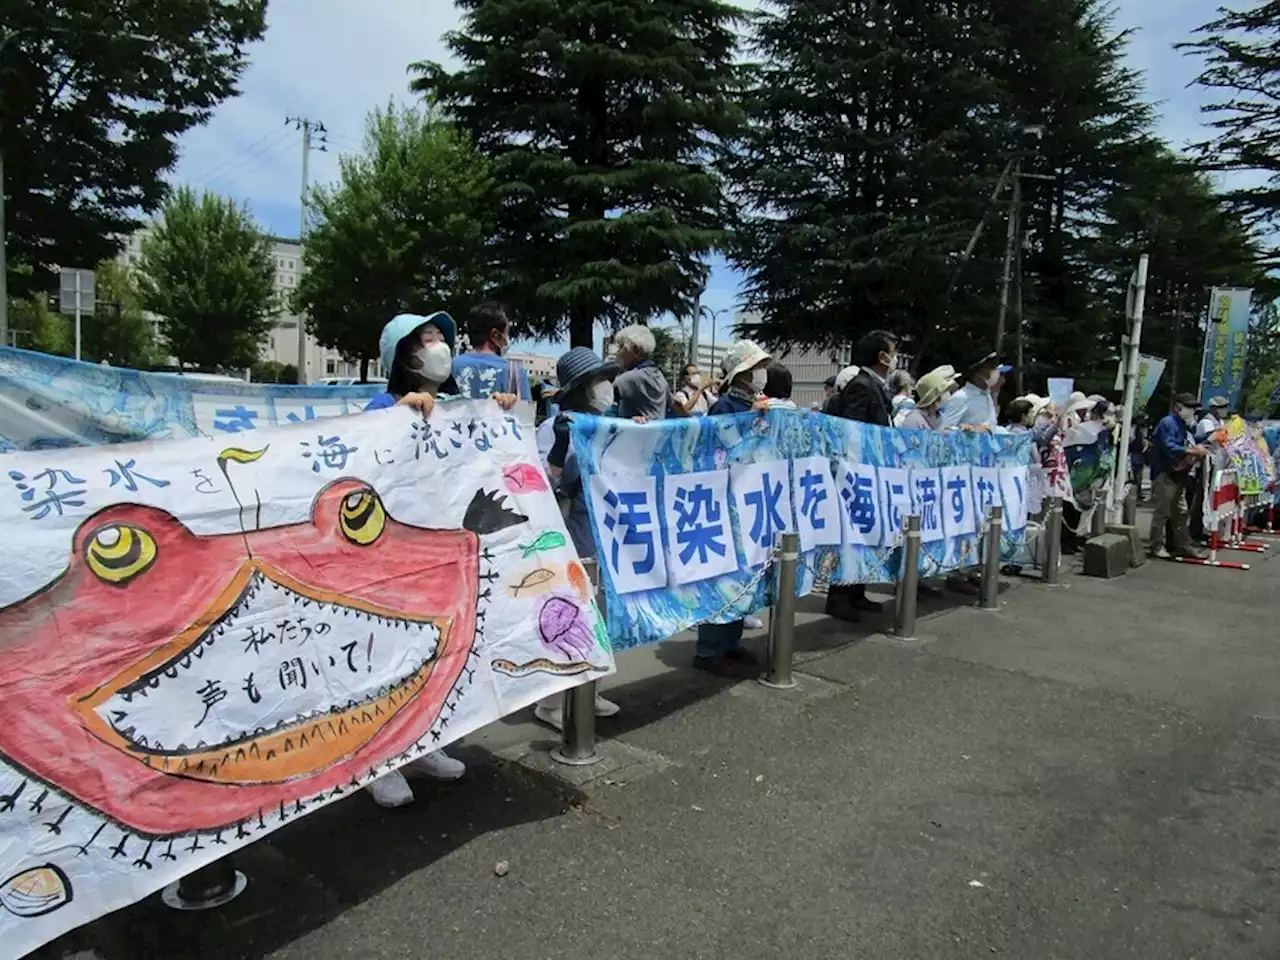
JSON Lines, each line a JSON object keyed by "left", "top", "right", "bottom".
{"left": 74, "top": 562, "right": 453, "bottom": 785}
{"left": 0, "top": 479, "right": 486, "bottom": 835}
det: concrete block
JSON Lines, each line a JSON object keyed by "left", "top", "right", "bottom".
{"left": 1083, "top": 533, "right": 1130, "bottom": 579}
{"left": 1106, "top": 522, "right": 1146, "bottom": 568}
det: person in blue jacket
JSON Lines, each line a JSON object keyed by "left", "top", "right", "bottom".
{"left": 1147, "top": 392, "right": 1208, "bottom": 560}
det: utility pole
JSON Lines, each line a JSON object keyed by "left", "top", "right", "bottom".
{"left": 286, "top": 116, "right": 326, "bottom": 384}
{"left": 994, "top": 156, "right": 1021, "bottom": 356}
{"left": 1011, "top": 170, "right": 1025, "bottom": 395}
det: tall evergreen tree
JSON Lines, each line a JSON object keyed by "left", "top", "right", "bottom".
{"left": 982, "top": 0, "right": 1155, "bottom": 389}
{"left": 412, "top": 0, "right": 743, "bottom": 346}
{"left": 729, "top": 0, "right": 1006, "bottom": 359}
{"left": 1182, "top": 0, "right": 1280, "bottom": 242}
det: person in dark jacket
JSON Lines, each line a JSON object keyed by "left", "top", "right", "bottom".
{"left": 1147, "top": 392, "right": 1208, "bottom": 559}
{"left": 826, "top": 329, "right": 898, "bottom": 622}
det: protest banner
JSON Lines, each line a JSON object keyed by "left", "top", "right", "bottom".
{"left": 1197, "top": 287, "right": 1252, "bottom": 409}
{"left": 0, "top": 400, "right": 611, "bottom": 958}
{"left": 0, "top": 346, "right": 533, "bottom": 452}
{"left": 570, "top": 409, "right": 1033, "bottom": 650}
{"left": 1113, "top": 353, "right": 1166, "bottom": 408}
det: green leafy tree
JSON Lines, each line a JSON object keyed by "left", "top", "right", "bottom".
{"left": 80, "top": 259, "right": 161, "bottom": 368}
{"left": 412, "top": 0, "right": 743, "bottom": 347}
{"left": 293, "top": 103, "right": 495, "bottom": 380}
{"left": 1241, "top": 301, "right": 1280, "bottom": 414}
{"left": 136, "top": 187, "right": 277, "bottom": 370}
{"left": 0, "top": 0, "right": 267, "bottom": 298}
{"left": 7, "top": 291, "right": 70, "bottom": 355}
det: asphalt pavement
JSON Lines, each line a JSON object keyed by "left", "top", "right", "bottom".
{"left": 39, "top": 516, "right": 1280, "bottom": 960}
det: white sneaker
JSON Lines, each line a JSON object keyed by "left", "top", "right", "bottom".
{"left": 536, "top": 695, "right": 620, "bottom": 731}
{"left": 534, "top": 702, "right": 564, "bottom": 731}
{"left": 744, "top": 615, "right": 765, "bottom": 630}
{"left": 404, "top": 749, "right": 466, "bottom": 781}
{"left": 365, "top": 770, "right": 414, "bottom": 808}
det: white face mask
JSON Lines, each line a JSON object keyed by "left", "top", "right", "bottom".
{"left": 588, "top": 380, "right": 615, "bottom": 413}
{"left": 1178, "top": 406, "right": 1196, "bottom": 426}
{"left": 749, "top": 369, "right": 768, "bottom": 394}
{"left": 687, "top": 373, "right": 702, "bottom": 388}
{"left": 415, "top": 342, "right": 453, "bottom": 383}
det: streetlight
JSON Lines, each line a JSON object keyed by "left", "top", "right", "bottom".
{"left": 698, "top": 305, "right": 730, "bottom": 375}
{"left": 0, "top": 24, "right": 157, "bottom": 346}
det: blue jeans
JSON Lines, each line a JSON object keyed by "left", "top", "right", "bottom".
{"left": 695, "top": 620, "right": 744, "bottom": 659}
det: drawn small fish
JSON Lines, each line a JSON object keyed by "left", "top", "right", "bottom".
{"left": 491, "top": 658, "right": 607, "bottom": 678}
{"left": 503, "top": 462, "right": 549, "bottom": 493}
{"left": 567, "top": 561, "right": 592, "bottom": 601}
{"left": 509, "top": 568, "right": 555, "bottom": 596}
{"left": 519, "top": 530, "right": 566, "bottom": 558}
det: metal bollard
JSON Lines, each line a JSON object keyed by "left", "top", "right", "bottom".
{"left": 1123, "top": 485, "right": 1138, "bottom": 527}
{"left": 551, "top": 558, "right": 603, "bottom": 766}
{"left": 1043, "top": 497, "right": 1063, "bottom": 585}
{"left": 979, "top": 505, "right": 1003, "bottom": 610}
{"left": 761, "top": 532, "right": 800, "bottom": 690}
{"left": 895, "top": 515, "right": 922, "bottom": 640}
{"left": 162, "top": 856, "right": 247, "bottom": 911}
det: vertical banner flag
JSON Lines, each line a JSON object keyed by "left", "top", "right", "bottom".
{"left": 1113, "top": 353, "right": 1167, "bottom": 408}
{"left": 571, "top": 409, "right": 1033, "bottom": 650}
{"left": 1198, "top": 287, "right": 1253, "bottom": 409}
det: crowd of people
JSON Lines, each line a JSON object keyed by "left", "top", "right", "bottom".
{"left": 359, "top": 307, "right": 1236, "bottom": 806}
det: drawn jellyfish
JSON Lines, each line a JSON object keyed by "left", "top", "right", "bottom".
{"left": 537, "top": 595, "right": 596, "bottom": 660}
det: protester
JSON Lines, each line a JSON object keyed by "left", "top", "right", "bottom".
{"left": 694, "top": 339, "right": 771, "bottom": 677}
{"left": 826, "top": 330, "right": 898, "bottom": 621}
{"left": 362, "top": 311, "right": 512, "bottom": 808}
{"left": 1130, "top": 411, "right": 1149, "bottom": 501}
{"left": 888, "top": 369, "right": 916, "bottom": 424}
{"left": 762, "top": 361, "right": 796, "bottom": 408}
{"left": 1147, "top": 392, "right": 1209, "bottom": 560}
{"left": 898, "top": 365, "right": 958, "bottom": 430}
{"left": 824, "top": 365, "right": 859, "bottom": 414}
{"left": 821, "top": 374, "right": 838, "bottom": 411}
{"left": 451, "top": 302, "right": 531, "bottom": 401}
{"left": 940, "top": 353, "right": 1010, "bottom": 431}
{"left": 537, "top": 347, "right": 624, "bottom": 727}
{"left": 671, "top": 363, "right": 712, "bottom": 416}
{"left": 1195, "top": 396, "right": 1229, "bottom": 443}
{"left": 612, "top": 325, "right": 671, "bottom": 420}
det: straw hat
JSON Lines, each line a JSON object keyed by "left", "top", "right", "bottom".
{"left": 915, "top": 365, "right": 960, "bottom": 407}
{"left": 1021, "top": 392, "right": 1052, "bottom": 418}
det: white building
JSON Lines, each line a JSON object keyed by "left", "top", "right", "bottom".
{"left": 506, "top": 350, "right": 557, "bottom": 383}
{"left": 120, "top": 229, "right": 353, "bottom": 381}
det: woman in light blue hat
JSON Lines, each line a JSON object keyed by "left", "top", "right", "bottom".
{"left": 361, "top": 311, "right": 513, "bottom": 809}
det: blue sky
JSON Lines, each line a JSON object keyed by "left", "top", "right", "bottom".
{"left": 170, "top": 0, "right": 1220, "bottom": 356}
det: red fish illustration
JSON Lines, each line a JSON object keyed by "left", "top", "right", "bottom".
{"left": 0, "top": 478, "right": 519, "bottom": 837}
{"left": 502, "top": 461, "right": 549, "bottom": 494}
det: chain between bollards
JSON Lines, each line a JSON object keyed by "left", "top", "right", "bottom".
{"left": 979, "top": 505, "right": 1003, "bottom": 610}
{"left": 551, "top": 558, "right": 603, "bottom": 766}
{"left": 894, "top": 515, "right": 922, "bottom": 640}
{"left": 162, "top": 856, "right": 247, "bottom": 911}
{"left": 1042, "top": 497, "right": 1063, "bottom": 584}
{"left": 761, "top": 531, "right": 800, "bottom": 690}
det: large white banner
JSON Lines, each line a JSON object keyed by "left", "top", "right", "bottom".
{"left": 0, "top": 400, "right": 611, "bottom": 957}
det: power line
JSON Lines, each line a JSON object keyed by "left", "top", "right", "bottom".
{"left": 187, "top": 127, "right": 295, "bottom": 188}
{"left": 200, "top": 131, "right": 301, "bottom": 195}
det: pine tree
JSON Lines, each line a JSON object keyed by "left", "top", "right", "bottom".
{"left": 1182, "top": 0, "right": 1280, "bottom": 241}
{"left": 412, "top": 0, "right": 743, "bottom": 346}
{"left": 728, "top": 0, "right": 1009, "bottom": 360}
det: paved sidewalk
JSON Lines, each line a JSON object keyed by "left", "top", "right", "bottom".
{"left": 40, "top": 533, "right": 1280, "bottom": 960}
